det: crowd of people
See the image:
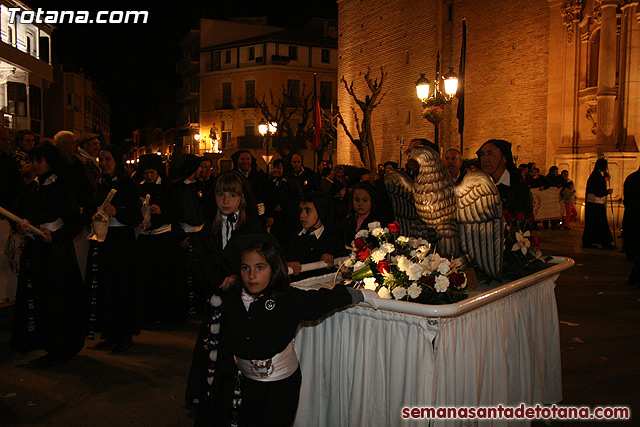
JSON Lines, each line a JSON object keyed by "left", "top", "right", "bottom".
{"left": 2, "top": 127, "right": 639, "bottom": 425}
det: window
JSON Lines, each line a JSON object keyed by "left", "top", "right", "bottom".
{"left": 287, "top": 79, "right": 300, "bottom": 107}
{"left": 320, "top": 81, "right": 332, "bottom": 109}
{"left": 288, "top": 45, "right": 298, "bottom": 60}
{"left": 7, "top": 82, "right": 27, "bottom": 117}
{"left": 248, "top": 46, "right": 255, "bottom": 61}
{"left": 244, "top": 119, "right": 255, "bottom": 137}
{"left": 29, "top": 85, "right": 42, "bottom": 120}
{"left": 225, "top": 50, "right": 232, "bottom": 64}
{"left": 321, "top": 49, "right": 330, "bottom": 64}
{"left": 221, "top": 121, "right": 232, "bottom": 148}
{"left": 222, "top": 83, "right": 232, "bottom": 109}
{"left": 245, "top": 80, "right": 255, "bottom": 107}
{"left": 208, "top": 51, "right": 221, "bottom": 71}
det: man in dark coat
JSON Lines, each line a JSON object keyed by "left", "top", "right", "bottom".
{"left": 231, "top": 150, "right": 274, "bottom": 226}
{"left": 289, "top": 152, "right": 319, "bottom": 194}
{"left": 477, "top": 139, "right": 533, "bottom": 219}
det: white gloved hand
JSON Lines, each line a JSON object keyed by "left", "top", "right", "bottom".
{"left": 360, "top": 289, "right": 380, "bottom": 309}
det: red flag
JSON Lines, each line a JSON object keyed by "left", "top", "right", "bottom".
{"left": 313, "top": 73, "right": 322, "bottom": 150}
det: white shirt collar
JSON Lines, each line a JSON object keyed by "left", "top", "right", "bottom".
{"left": 298, "top": 224, "right": 325, "bottom": 238}
{"left": 241, "top": 289, "right": 256, "bottom": 311}
{"left": 140, "top": 176, "right": 162, "bottom": 185}
{"left": 35, "top": 173, "right": 58, "bottom": 186}
{"left": 495, "top": 169, "right": 510, "bottom": 187}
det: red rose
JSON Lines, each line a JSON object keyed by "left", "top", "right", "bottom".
{"left": 503, "top": 209, "right": 513, "bottom": 222}
{"left": 516, "top": 212, "right": 525, "bottom": 221}
{"left": 449, "top": 272, "right": 467, "bottom": 289}
{"left": 357, "top": 247, "right": 370, "bottom": 261}
{"left": 530, "top": 236, "right": 540, "bottom": 247}
{"left": 376, "top": 260, "right": 389, "bottom": 274}
{"left": 423, "top": 275, "right": 435, "bottom": 287}
{"left": 388, "top": 221, "right": 400, "bottom": 234}
{"left": 354, "top": 237, "right": 366, "bottom": 250}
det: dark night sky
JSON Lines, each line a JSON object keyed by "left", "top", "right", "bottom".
{"left": 25, "top": 0, "right": 337, "bottom": 141}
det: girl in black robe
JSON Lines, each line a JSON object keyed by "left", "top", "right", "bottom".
{"left": 136, "top": 154, "right": 184, "bottom": 326}
{"left": 185, "top": 171, "right": 264, "bottom": 417}
{"left": 286, "top": 192, "right": 345, "bottom": 280}
{"left": 341, "top": 181, "right": 386, "bottom": 246}
{"left": 10, "top": 143, "right": 85, "bottom": 367}
{"left": 85, "top": 145, "right": 142, "bottom": 354}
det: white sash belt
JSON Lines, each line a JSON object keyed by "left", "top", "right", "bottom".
{"left": 235, "top": 341, "right": 299, "bottom": 382}
{"left": 40, "top": 217, "right": 64, "bottom": 232}
{"left": 29, "top": 217, "right": 63, "bottom": 238}
{"left": 586, "top": 193, "right": 607, "bottom": 204}
{"left": 139, "top": 223, "right": 172, "bottom": 235}
{"left": 180, "top": 222, "right": 204, "bottom": 233}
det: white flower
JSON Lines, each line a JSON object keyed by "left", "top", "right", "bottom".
{"left": 343, "top": 258, "right": 354, "bottom": 268}
{"left": 209, "top": 349, "right": 218, "bottom": 361}
{"left": 421, "top": 253, "right": 442, "bottom": 273}
{"left": 512, "top": 231, "right": 531, "bottom": 255}
{"left": 396, "top": 256, "right": 412, "bottom": 272}
{"left": 377, "top": 286, "right": 392, "bottom": 299}
{"left": 363, "top": 277, "right": 378, "bottom": 291}
{"left": 381, "top": 243, "right": 395, "bottom": 254}
{"left": 210, "top": 295, "right": 222, "bottom": 307}
{"left": 383, "top": 227, "right": 389, "bottom": 234}
{"left": 437, "top": 258, "right": 451, "bottom": 275}
{"left": 371, "top": 227, "right": 385, "bottom": 238}
{"left": 397, "top": 236, "right": 409, "bottom": 244}
{"left": 355, "top": 229, "right": 370, "bottom": 239}
{"left": 406, "top": 264, "right": 424, "bottom": 281}
{"left": 370, "top": 248, "right": 386, "bottom": 263}
{"left": 409, "top": 250, "right": 417, "bottom": 258}
{"left": 210, "top": 323, "right": 220, "bottom": 334}
{"left": 367, "top": 221, "right": 381, "bottom": 232}
{"left": 416, "top": 245, "right": 429, "bottom": 260}
{"left": 353, "top": 261, "right": 366, "bottom": 271}
{"left": 435, "top": 275, "right": 450, "bottom": 292}
{"left": 392, "top": 286, "right": 408, "bottom": 300}
{"left": 407, "top": 283, "right": 422, "bottom": 299}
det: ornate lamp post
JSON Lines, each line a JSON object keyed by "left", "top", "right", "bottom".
{"left": 258, "top": 119, "right": 277, "bottom": 175}
{"left": 416, "top": 53, "right": 458, "bottom": 147}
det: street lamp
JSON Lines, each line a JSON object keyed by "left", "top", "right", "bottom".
{"left": 258, "top": 119, "right": 277, "bottom": 175}
{"left": 416, "top": 52, "right": 459, "bottom": 146}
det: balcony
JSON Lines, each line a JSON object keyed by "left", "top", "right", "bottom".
{"left": 214, "top": 99, "right": 235, "bottom": 110}
{"left": 177, "top": 85, "right": 199, "bottom": 101}
{"left": 177, "top": 56, "right": 198, "bottom": 74}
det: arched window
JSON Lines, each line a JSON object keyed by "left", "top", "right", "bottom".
{"left": 588, "top": 29, "right": 600, "bottom": 88}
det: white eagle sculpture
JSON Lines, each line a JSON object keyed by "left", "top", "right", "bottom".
{"left": 385, "top": 146, "right": 504, "bottom": 278}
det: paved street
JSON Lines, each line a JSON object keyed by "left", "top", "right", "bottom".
{"left": 0, "top": 221, "right": 638, "bottom": 426}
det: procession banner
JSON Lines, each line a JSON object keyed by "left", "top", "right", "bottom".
{"left": 531, "top": 188, "right": 564, "bottom": 220}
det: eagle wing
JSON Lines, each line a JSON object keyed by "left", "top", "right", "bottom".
{"left": 384, "top": 170, "right": 418, "bottom": 237}
{"left": 454, "top": 170, "right": 504, "bottom": 278}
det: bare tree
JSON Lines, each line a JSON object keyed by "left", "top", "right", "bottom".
{"left": 255, "top": 84, "right": 313, "bottom": 159}
{"left": 337, "top": 67, "right": 387, "bottom": 170}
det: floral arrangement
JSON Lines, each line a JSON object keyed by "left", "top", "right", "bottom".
{"left": 501, "top": 211, "right": 550, "bottom": 280}
{"left": 422, "top": 105, "right": 444, "bottom": 124}
{"left": 340, "top": 221, "right": 468, "bottom": 305}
